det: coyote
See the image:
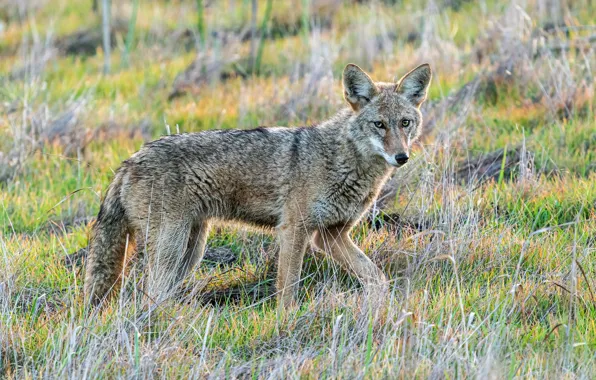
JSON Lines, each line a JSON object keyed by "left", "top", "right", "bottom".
{"left": 85, "top": 63, "right": 431, "bottom": 307}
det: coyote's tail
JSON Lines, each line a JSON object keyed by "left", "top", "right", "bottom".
{"left": 84, "top": 170, "right": 132, "bottom": 305}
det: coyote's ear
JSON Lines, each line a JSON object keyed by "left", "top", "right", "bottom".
{"left": 396, "top": 64, "right": 432, "bottom": 107}
{"left": 343, "top": 64, "right": 378, "bottom": 111}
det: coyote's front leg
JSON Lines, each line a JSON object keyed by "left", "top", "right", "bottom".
{"left": 276, "top": 224, "right": 311, "bottom": 308}
{"left": 314, "top": 226, "right": 387, "bottom": 292}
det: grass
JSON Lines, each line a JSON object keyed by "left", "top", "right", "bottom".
{"left": 1, "top": 0, "right": 595, "bottom": 378}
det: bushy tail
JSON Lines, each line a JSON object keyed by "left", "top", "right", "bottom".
{"left": 84, "top": 171, "right": 133, "bottom": 305}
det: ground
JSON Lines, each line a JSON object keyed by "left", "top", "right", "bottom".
{"left": 1, "top": 0, "right": 595, "bottom": 378}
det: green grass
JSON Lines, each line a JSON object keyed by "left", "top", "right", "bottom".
{"left": 1, "top": 0, "right": 595, "bottom": 378}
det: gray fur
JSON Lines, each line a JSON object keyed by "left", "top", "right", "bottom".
{"left": 84, "top": 63, "right": 432, "bottom": 307}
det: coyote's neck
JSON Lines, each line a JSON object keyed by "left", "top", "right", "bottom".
{"left": 319, "top": 108, "right": 394, "bottom": 189}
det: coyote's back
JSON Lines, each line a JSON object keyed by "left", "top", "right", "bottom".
{"left": 84, "top": 63, "right": 432, "bottom": 307}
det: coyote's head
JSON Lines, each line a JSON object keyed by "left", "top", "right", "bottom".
{"left": 343, "top": 63, "right": 431, "bottom": 167}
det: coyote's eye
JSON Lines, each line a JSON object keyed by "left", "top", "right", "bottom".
{"left": 373, "top": 121, "right": 385, "bottom": 129}
{"left": 401, "top": 119, "right": 411, "bottom": 128}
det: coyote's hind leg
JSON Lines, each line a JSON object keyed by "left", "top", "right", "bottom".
{"left": 177, "top": 220, "right": 211, "bottom": 281}
{"left": 143, "top": 218, "right": 192, "bottom": 304}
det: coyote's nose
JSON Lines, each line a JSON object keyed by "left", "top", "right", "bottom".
{"left": 395, "top": 153, "right": 409, "bottom": 166}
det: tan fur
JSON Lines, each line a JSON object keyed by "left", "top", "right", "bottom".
{"left": 84, "top": 63, "right": 432, "bottom": 307}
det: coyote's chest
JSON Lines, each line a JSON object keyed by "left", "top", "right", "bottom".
{"left": 312, "top": 168, "right": 387, "bottom": 226}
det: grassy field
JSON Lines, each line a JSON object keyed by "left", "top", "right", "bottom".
{"left": 1, "top": 0, "right": 595, "bottom": 378}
